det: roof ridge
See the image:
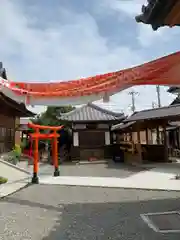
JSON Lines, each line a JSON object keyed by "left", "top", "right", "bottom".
{"left": 0, "top": 93, "right": 35, "bottom": 116}
{"left": 61, "top": 103, "right": 124, "bottom": 118}
{"left": 132, "top": 103, "right": 180, "bottom": 115}
{"left": 0, "top": 63, "right": 35, "bottom": 117}
{"left": 60, "top": 106, "right": 84, "bottom": 116}
{"left": 88, "top": 103, "right": 124, "bottom": 117}
{"left": 58, "top": 103, "right": 125, "bottom": 122}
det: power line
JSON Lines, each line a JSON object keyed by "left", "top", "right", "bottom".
{"left": 128, "top": 90, "right": 139, "bottom": 113}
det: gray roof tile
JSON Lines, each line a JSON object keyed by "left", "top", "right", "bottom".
{"left": 124, "top": 104, "right": 180, "bottom": 123}
{"left": 111, "top": 121, "right": 136, "bottom": 131}
{"left": 58, "top": 103, "right": 125, "bottom": 122}
{"left": 0, "top": 63, "right": 35, "bottom": 117}
{"left": 170, "top": 97, "right": 180, "bottom": 106}
{"left": 168, "top": 87, "right": 180, "bottom": 94}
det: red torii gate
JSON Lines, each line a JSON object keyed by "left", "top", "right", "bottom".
{"left": 28, "top": 122, "right": 63, "bottom": 183}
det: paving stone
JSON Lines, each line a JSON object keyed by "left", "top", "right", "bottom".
{"left": 1, "top": 185, "right": 180, "bottom": 239}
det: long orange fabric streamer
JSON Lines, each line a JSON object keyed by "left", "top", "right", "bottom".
{"left": 1, "top": 51, "right": 180, "bottom": 99}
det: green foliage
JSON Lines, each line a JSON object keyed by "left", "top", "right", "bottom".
{"left": 0, "top": 176, "right": 8, "bottom": 184}
{"left": 13, "top": 144, "right": 22, "bottom": 158}
{"left": 7, "top": 144, "right": 22, "bottom": 165}
{"left": 31, "top": 106, "right": 75, "bottom": 127}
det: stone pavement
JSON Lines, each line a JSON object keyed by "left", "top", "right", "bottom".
{"left": 9, "top": 161, "right": 180, "bottom": 192}
{"left": 39, "top": 171, "right": 180, "bottom": 191}
{"left": 1, "top": 185, "right": 180, "bottom": 239}
{"left": 0, "top": 160, "right": 30, "bottom": 198}
{"left": 38, "top": 162, "right": 180, "bottom": 191}
{"left": 18, "top": 161, "right": 147, "bottom": 178}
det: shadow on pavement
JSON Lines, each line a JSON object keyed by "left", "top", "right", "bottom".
{"left": 2, "top": 194, "right": 180, "bottom": 240}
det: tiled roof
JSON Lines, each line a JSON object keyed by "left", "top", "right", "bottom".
{"left": 135, "top": 0, "right": 180, "bottom": 30}
{"left": 168, "top": 87, "right": 180, "bottom": 94}
{"left": 0, "top": 63, "right": 35, "bottom": 117}
{"left": 0, "top": 92, "right": 35, "bottom": 117}
{"left": 111, "top": 121, "right": 136, "bottom": 131}
{"left": 166, "top": 126, "right": 177, "bottom": 131}
{"left": 166, "top": 121, "right": 180, "bottom": 131}
{"left": 58, "top": 103, "right": 125, "bottom": 122}
{"left": 169, "top": 121, "right": 180, "bottom": 126}
{"left": 170, "top": 97, "right": 180, "bottom": 106}
{"left": 124, "top": 104, "right": 180, "bottom": 123}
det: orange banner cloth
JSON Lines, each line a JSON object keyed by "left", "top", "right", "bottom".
{"left": 0, "top": 51, "right": 180, "bottom": 104}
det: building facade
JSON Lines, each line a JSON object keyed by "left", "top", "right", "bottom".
{"left": 0, "top": 63, "right": 35, "bottom": 153}
{"left": 59, "top": 103, "right": 125, "bottom": 161}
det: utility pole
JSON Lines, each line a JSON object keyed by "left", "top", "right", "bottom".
{"left": 128, "top": 90, "right": 139, "bottom": 113}
{"left": 156, "top": 85, "right": 161, "bottom": 107}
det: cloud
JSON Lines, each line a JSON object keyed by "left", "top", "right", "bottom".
{"left": 137, "top": 24, "right": 175, "bottom": 47}
{"left": 102, "top": 0, "right": 174, "bottom": 47}
{"left": 0, "top": 0, "right": 177, "bottom": 115}
{"left": 0, "top": 0, "right": 145, "bottom": 113}
{"left": 0, "top": 0, "right": 143, "bottom": 82}
{"left": 104, "top": 0, "right": 146, "bottom": 17}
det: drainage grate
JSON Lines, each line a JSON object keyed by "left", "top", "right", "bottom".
{"left": 140, "top": 211, "right": 180, "bottom": 233}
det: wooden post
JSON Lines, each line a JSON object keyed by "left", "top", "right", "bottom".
{"left": 124, "top": 133, "right": 127, "bottom": 141}
{"left": 53, "top": 130, "right": 60, "bottom": 176}
{"left": 175, "top": 130, "right": 178, "bottom": 148}
{"left": 129, "top": 131, "right": 132, "bottom": 142}
{"left": 32, "top": 129, "right": 39, "bottom": 184}
{"left": 156, "top": 126, "right": 160, "bottom": 144}
{"left": 137, "top": 125, "right": 142, "bottom": 163}
{"left": 163, "top": 123, "right": 168, "bottom": 162}
{"left": 21, "top": 131, "right": 24, "bottom": 142}
{"left": 145, "top": 128, "right": 149, "bottom": 144}
{"left": 178, "top": 128, "right": 180, "bottom": 149}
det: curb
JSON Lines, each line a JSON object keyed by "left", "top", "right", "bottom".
{"left": 39, "top": 181, "right": 180, "bottom": 192}
{"left": 0, "top": 158, "right": 31, "bottom": 175}
{"left": 77, "top": 160, "right": 108, "bottom": 165}
{"left": 0, "top": 182, "right": 32, "bottom": 199}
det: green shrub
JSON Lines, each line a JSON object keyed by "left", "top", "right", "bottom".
{"left": 0, "top": 176, "right": 8, "bottom": 184}
{"left": 13, "top": 144, "right": 22, "bottom": 158}
{"left": 8, "top": 144, "right": 22, "bottom": 165}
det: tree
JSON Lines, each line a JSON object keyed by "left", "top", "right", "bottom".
{"left": 29, "top": 106, "right": 74, "bottom": 161}
{"left": 31, "top": 106, "right": 75, "bottom": 127}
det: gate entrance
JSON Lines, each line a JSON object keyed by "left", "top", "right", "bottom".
{"left": 28, "top": 122, "right": 63, "bottom": 183}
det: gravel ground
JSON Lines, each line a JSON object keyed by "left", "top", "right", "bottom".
{"left": 1, "top": 185, "right": 180, "bottom": 239}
